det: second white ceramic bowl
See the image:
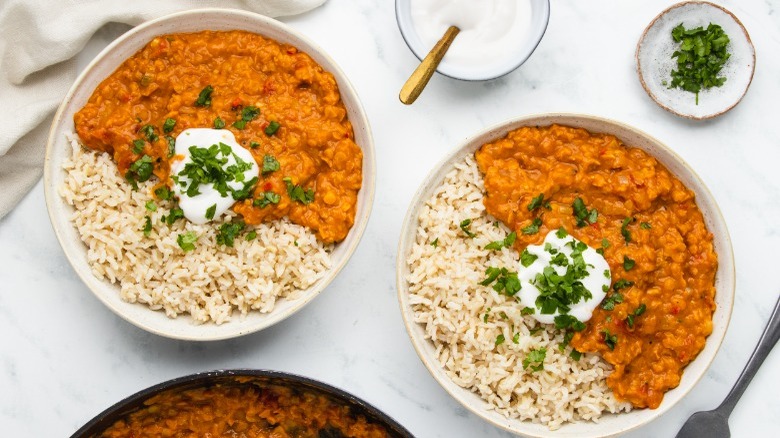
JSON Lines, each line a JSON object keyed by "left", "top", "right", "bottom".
{"left": 396, "top": 113, "right": 734, "bottom": 437}
{"left": 44, "top": 9, "right": 375, "bottom": 341}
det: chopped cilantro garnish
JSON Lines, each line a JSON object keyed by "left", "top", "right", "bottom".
{"left": 602, "top": 329, "right": 618, "bottom": 350}
{"left": 623, "top": 256, "right": 636, "bottom": 271}
{"left": 569, "top": 349, "right": 582, "bottom": 360}
{"left": 176, "top": 143, "right": 256, "bottom": 201}
{"left": 195, "top": 85, "right": 213, "bottom": 107}
{"left": 154, "top": 186, "right": 172, "bottom": 200}
{"left": 216, "top": 222, "right": 245, "bottom": 247}
{"left": 262, "top": 155, "right": 280, "bottom": 174}
{"left": 205, "top": 204, "right": 217, "bottom": 220}
{"left": 265, "top": 120, "right": 281, "bottom": 136}
{"left": 512, "top": 333, "right": 520, "bottom": 344}
{"left": 245, "top": 230, "right": 257, "bottom": 241}
{"left": 555, "top": 227, "right": 568, "bottom": 238}
{"left": 253, "top": 191, "right": 281, "bottom": 208}
{"left": 523, "top": 347, "right": 547, "bottom": 372}
{"left": 553, "top": 314, "right": 586, "bottom": 331}
{"left": 125, "top": 155, "right": 154, "bottom": 189}
{"left": 613, "top": 279, "right": 634, "bottom": 292}
{"left": 521, "top": 307, "right": 535, "bottom": 316}
{"left": 165, "top": 136, "right": 175, "bottom": 158}
{"left": 164, "top": 207, "right": 184, "bottom": 226}
{"left": 231, "top": 176, "right": 258, "bottom": 201}
{"left": 529, "top": 327, "right": 544, "bottom": 335}
{"left": 528, "top": 193, "right": 550, "bottom": 211}
{"left": 250, "top": 141, "right": 260, "bottom": 149}
{"left": 177, "top": 231, "right": 198, "bottom": 252}
{"left": 572, "top": 197, "right": 598, "bottom": 227}
{"left": 233, "top": 106, "right": 260, "bottom": 129}
{"left": 668, "top": 23, "right": 731, "bottom": 104}
{"left": 520, "top": 249, "right": 538, "bottom": 267}
{"left": 521, "top": 218, "right": 542, "bottom": 235}
{"left": 532, "top": 240, "right": 592, "bottom": 315}
{"left": 132, "top": 139, "right": 145, "bottom": 154}
{"left": 479, "top": 267, "right": 521, "bottom": 296}
{"left": 495, "top": 334, "right": 505, "bottom": 346}
{"left": 601, "top": 292, "right": 624, "bottom": 311}
{"left": 142, "top": 216, "right": 152, "bottom": 237}
{"left": 626, "top": 303, "right": 647, "bottom": 328}
{"left": 283, "top": 177, "right": 315, "bottom": 204}
{"left": 163, "top": 118, "right": 176, "bottom": 133}
{"left": 604, "top": 269, "right": 610, "bottom": 278}
{"left": 485, "top": 231, "right": 516, "bottom": 250}
{"left": 459, "top": 219, "right": 476, "bottom": 238}
{"left": 640, "top": 222, "right": 651, "bottom": 230}
{"left": 139, "top": 124, "right": 157, "bottom": 142}
{"left": 431, "top": 238, "right": 439, "bottom": 248}
{"left": 145, "top": 200, "right": 157, "bottom": 212}
{"left": 621, "top": 217, "right": 634, "bottom": 244}
{"left": 214, "top": 117, "right": 225, "bottom": 129}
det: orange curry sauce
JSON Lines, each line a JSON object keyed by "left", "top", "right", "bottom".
{"left": 74, "top": 31, "right": 362, "bottom": 243}
{"left": 475, "top": 125, "right": 717, "bottom": 408}
{"left": 99, "top": 383, "right": 389, "bottom": 438}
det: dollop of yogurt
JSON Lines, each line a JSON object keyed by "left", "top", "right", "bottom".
{"left": 517, "top": 230, "right": 611, "bottom": 324}
{"left": 169, "top": 128, "right": 258, "bottom": 224}
{"left": 410, "top": 0, "right": 533, "bottom": 70}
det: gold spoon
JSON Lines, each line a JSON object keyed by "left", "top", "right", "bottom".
{"left": 399, "top": 26, "right": 460, "bottom": 105}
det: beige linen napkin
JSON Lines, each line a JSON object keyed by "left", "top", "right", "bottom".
{"left": 0, "top": 0, "right": 326, "bottom": 219}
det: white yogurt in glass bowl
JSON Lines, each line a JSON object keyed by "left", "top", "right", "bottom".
{"left": 396, "top": 0, "right": 550, "bottom": 81}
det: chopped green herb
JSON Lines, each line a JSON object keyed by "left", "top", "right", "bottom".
{"left": 626, "top": 303, "right": 647, "bottom": 328}
{"left": 431, "top": 238, "right": 439, "bottom": 248}
{"left": 512, "top": 333, "right": 520, "bottom": 344}
{"left": 520, "top": 249, "right": 538, "bottom": 267}
{"left": 483, "top": 308, "right": 491, "bottom": 323}
{"left": 253, "top": 191, "right": 281, "bottom": 208}
{"left": 532, "top": 239, "right": 593, "bottom": 315}
{"left": 195, "top": 85, "right": 213, "bottom": 107}
{"left": 245, "top": 230, "right": 257, "bottom": 241}
{"left": 495, "top": 334, "right": 506, "bottom": 346}
{"left": 559, "top": 331, "right": 575, "bottom": 351}
{"left": 125, "top": 155, "right": 154, "bottom": 188}
{"left": 569, "top": 349, "right": 582, "bottom": 360}
{"left": 250, "top": 141, "right": 260, "bottom": 149}
{"left": 602, "top": 329, "right": 618, "bottom": 350}
{"left": 521, "top": 307, "right": 535, "bottom": 316}
{"left": 233, "top": 106, "right": 261, "bottom": 129}
{"left": 176, "top": 143, "right": 255, "bottom": 200}
{"left": 621, "top": 217, "right": 634, "bottom": 244}
{"left": 554, "top": 314, "right": 586, "bottom": 331}
{"left": 177, "top": 231, "right": 198, "bottom": 252}
{"left": 142, "top": 216, "right": 152, "bottom": 237}
{"left": 572, "top": 197, "right": 598, "bottom": 227}
{"left": 205, "top": 204, "right": 217, "bottom": 220}
{"left": 460, "top": 219, "right": 476, "bottom": 238}
{"left": 163, "top": 118, "right": 176, "bottom": 134}
{"left": 640, "top": 222, "right": 651, "bottom": 230}
{"left": 214, "top": 117, "right": 225, "bottom": 129}
{"left": 604, "top": 269, "right": 611, "bottom": 278}
{"left": 154, "top": 186, "right": 172, "bottom": 201}
{"left": 165, "top": 207, "right": 184, "bottom": 226}
{"left": 529, "top": 327, "right": 544, "bottom": 335}
{"left": 555, "top": 227, "right": 568, "bottom": 239}
{"left": 231, "top": 176, "right": 258, "bottom": 201}
{"left": 601, "top": 292, "right": 624, "bottom": 311}
{"left": 623, "top": 256, "right": 636, "bottom": 271}
{"left": 479, "top": 267, "right": 521, "bottom": 296}
{"left": 523, "top": 347, "right": 547, "bottom": 372}
{"left": 527, "top": 193, "right": 546, "bottom": 211}
{"left": 165, "top": 136, "right": 176, "bottom": 158}
{"left": 132, "top": 139, "right": 145, "bottom": 154}
{"left": 499, "top": 311, "right": 508, "bottom": 320}
{"left": 485, "top": 231, "right": 517, "bottom": 250}
{"left": 283, "top": 177, "right": 315, "bottom": 204}
{"left": 613, "top": 279, "right": 635, "bottom": 292}
{"left": 145, "top": 201, "right": 157, "bottom": 212}
{"left": 265, "top": 120, "right": 281, "bottom": 136}
{"left": 521, "top": 218, "right": 542, "bottom": 235}
{"left": 262, "top": 154, "right": 280, "bottom": 174}
{"left": 216, "top": 222, "right": 245, "bottom": 247}
{"left": 139, "top": 124, "right": 158, "bottom": 142}
{"left": 668, "top": 23, "right": 731, "bottom": 104}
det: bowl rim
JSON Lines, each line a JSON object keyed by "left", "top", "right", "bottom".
{"left": 635, "top": 0, "right": 756, "bottom": 120}
{"left": 394, "top": 0, "right": 551, "bottom": 82}
{"left": 43, "top": 8, "right": 376, "bottom": 341}
{"left": 395, "top": 112, "right": 735, "bottom": 437}
{"left": 69, "top": 369, "right": 414, "bottom": 438}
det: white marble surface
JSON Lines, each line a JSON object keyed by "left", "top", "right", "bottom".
{"left": 1, "top": 0, "right": 779, "bottom": 436}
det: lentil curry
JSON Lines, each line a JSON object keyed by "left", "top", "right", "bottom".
{"left": 74, "top": 30, "right": 362, "bottom": 243}
{"left": 475, "top": 124, "right": 717, "bottom": 409}
{"left": 99, "top": 382, "right": 390, "bottom": 438}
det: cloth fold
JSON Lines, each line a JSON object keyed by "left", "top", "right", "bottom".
{"left": 0, "top": 0, "right": 326, "bottom": 219}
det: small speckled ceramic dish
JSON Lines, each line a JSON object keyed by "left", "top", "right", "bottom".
{"left": 636, "top": 1, "right": 755, "bottom": 120}
{"left": 397, "top": 114, "right": 735, "bottom": 437}
{"left": 395, "top": 0, "right": 550, "bottom": 81}
{"left": 44, "top": 9, "right": 375, "bottom": 341}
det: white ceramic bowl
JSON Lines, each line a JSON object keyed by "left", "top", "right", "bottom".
{"left": 43, "top": 9, "right": 375, "bottom": 341}
{"left": 396, "top": 114, "right": 734, "bottom": 437}
{"left": 395, "top": 0, "right": 550, "bottom": 81}
{"left": 636, "top": 1, "right": 755, "bottom": 120}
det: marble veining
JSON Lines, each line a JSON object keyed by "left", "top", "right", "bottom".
{"left": 1, "top": 0, "right": 779, "bottom": 436}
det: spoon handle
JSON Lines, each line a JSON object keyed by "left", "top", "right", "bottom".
{"left": 399, "top": 26, "right": 460, "bottom": 105}
{"left": 717, "top": 295, "right": 780, "bottom": 416}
